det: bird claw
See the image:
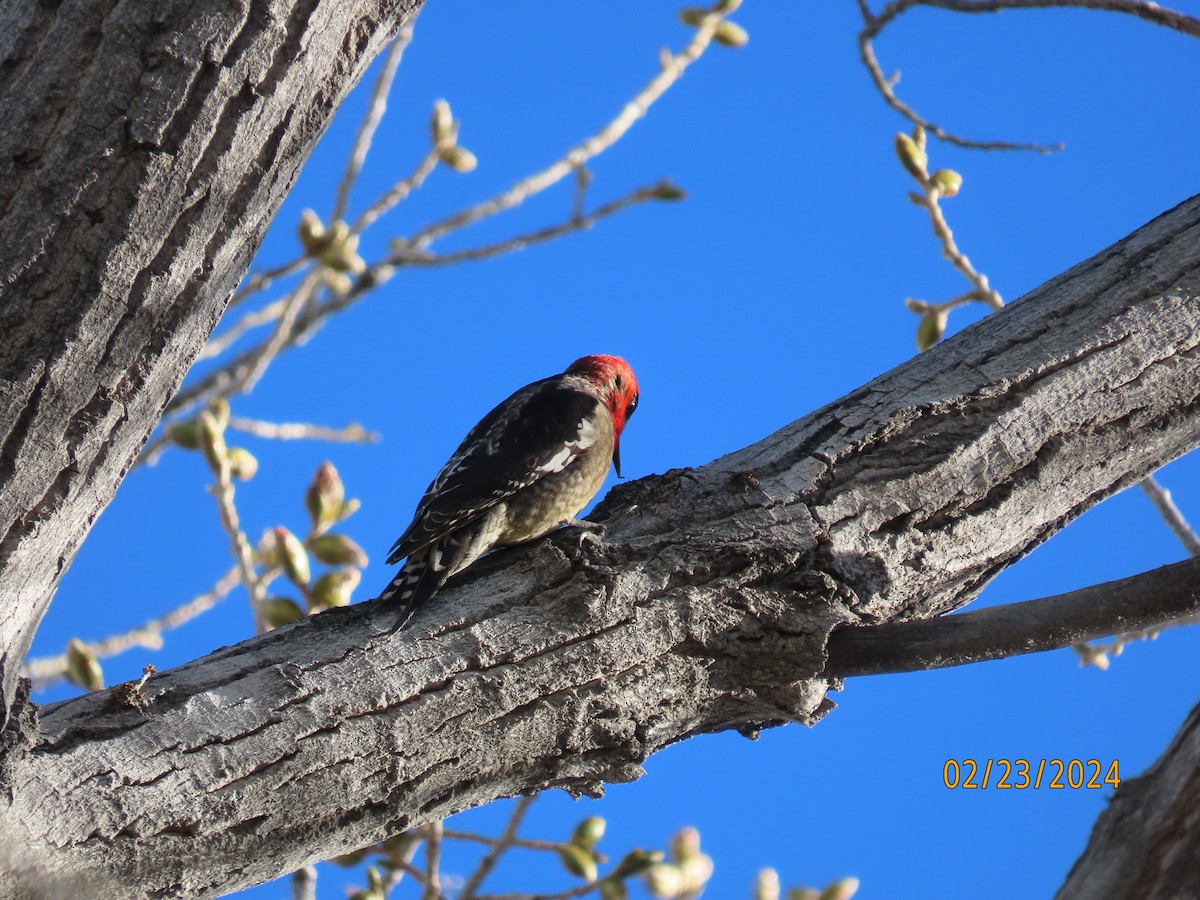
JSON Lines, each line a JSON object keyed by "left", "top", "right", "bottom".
{"left": 564, "top": 518, "right": 605, "bottom": 558}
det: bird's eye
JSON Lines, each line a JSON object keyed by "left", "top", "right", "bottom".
{"left": 626, "top": 394, "right": 639, "bottom": 417}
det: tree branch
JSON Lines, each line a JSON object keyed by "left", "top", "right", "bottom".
{"left": 4, "top": 193, "right": 1200, "bottom": 897}
{"left": 825, "top": 557, "right": 1200, "bottom": 676}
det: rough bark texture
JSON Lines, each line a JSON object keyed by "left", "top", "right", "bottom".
{"left": 0, "top": 0, "right": 423, "bottom": 729}
{"left": 0, "top": 195, "right": 1197, "bottom": 897}
{"left": 1058, "top": 701, "right": 1200, "bottom": 900}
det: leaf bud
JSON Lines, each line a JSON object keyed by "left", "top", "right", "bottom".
{"left": 438, "top": 144, "right": 478, "bottom": 173}
{"left": 262, "top": 597, "right": 305, "bottom": 629}
{"left": 611, "top": 849, "right": 663, "bottom": 879}
{"left": 198, "top": 409, "right": 227, "bottom": 471}
{"left": 310, "top": 569, "right": 361, "bottom": 610}
{"left": 819, "top": 878, "right": 861, "bottom": 900}
{"left": 713, "top": 20, "right": 749, "bottom": 47}
{"left": 275, "top": 526, "right": 311, "bottom": 586}
{"left": 894, "top": 132, "right": 927, "bottom": 180}
{"left": 930, "top": 168, "right": 963, "bottom": 198}
{"left": 431, "top": 99, "right": 454, "bottom": 145}
{"left": 226, "top": 447, "right": 258, "bottom": 481}
{"left": 168, "top": 420, "right": 202, "bottom": 450}
{"left": 652, "top": 181, "right": 687, "bottom": 201}
{"left": 305, "top": 461, "right": 346, "bottom": 529}
{"left": 916, "top": 309, "right": 948, "bottom": 351}
{"left": 572, "top": 816, "right": 607, "bottom": 849}
{"left": 307, "top": 533, "right": 368, "bottom": 567}
{"left": 644, "top": 863, "right": 683, "bottom": 898}
{"left": 66, "top": 639, "right": 104, "bottom": 692}
{"left": 599, "top": 879, "right": 629, "bottom": 900}
{"left": 559, "top": 845, "right": 598, "bottom": 883}
{"left": 678, "top": 8, "right": 708, "bottom": 26}
{"left": 755, "top": 869, "right": 781, "bottom": 900}
{"left": 298, "top": 209, "right": 326, "bottom": 256}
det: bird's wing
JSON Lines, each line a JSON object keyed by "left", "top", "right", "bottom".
{"left": 387, "top": 377, "right": 606, "bottom": 564}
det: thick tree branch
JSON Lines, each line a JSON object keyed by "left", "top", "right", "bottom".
{"left": 1, "top": 193, "right": 1198, "bottom": 897}
{"left": 0, "top": 0, "right": 424, "bottom": 725}
{"left": 1058, "top": 699, "right": 1200, "bottom": 900}
{"left": 825, "top": 556, "right": 1200, "bottom": 676}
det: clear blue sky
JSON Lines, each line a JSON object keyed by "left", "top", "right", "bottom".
{"left": 31, "top": 2, "right": 1200, "bottom": 897}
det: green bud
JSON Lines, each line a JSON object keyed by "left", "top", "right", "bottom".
{"left": 310, "top": 569, "right": 362, "bottom": 610}
{"left": 715, "top": 0, "right": 741, "bottom": 11}
{"left": 894, "top": 132, "right": 927, "bottom": 180}
{"left": 915, "top": 309, "right": 948, "bottom": 351}
{"left": 305, "top": 461, "right": 346, "bottom": 529}
{"left": 66, "top": 639, "right": 103, "bottom": 692}
{"left": 670, "top": 826, "right": 700, "bottom": 862}
{"left": 930, "top": 168, "right": 963, "bottom": 198}
{"left": 572, "top": 816, "right": 607, "bottom": 849}
{"left": 366, "top": 866, "right": 384, "bottom": 893}
{"left": 255, "top": 528, "right": 282, "bottom": 568}
{"left": 168, "top": 420, "right": 202, "bottom": 450}
{"left": 755, "top": 869, "right": 781, "bottom": 900}
{"left": 298, "top": 209, "right": 327, "bottom": 256}
{"left": 330, "top": 847, "right": 371, "bottom": 868}
{"left": 599, "top": 879, "right": 629, "bottom": 900}
{"left": 275, "top": 526, "right": 311, "bottom": 586}
{"left": 678, "top": 8, "right": 707, "bottom": 26}
{"left": 787, "top": 890, "right": 821, "bottom": 900}
{"left": 339, "top": 498, "right": 362, "bottom": 521}
{"left": 904, "top": 297, "right": 930, "bottom": 314}
{"left": 644, "top": 863, "right": 682, "bottom": 898}
{"left": 198, "top": 410, "right": 227, "bottom": 471}
{"left": 678, "top": 854, "right": 714, "bottom": 894}
{"left": 209, "top": 397, "right": 231, "bottom": 430}
{"left": 438, "top": 144, "right": 478, "bottom": 173}
{"left": 431, "top": 99, "right": 454, "bottom": 145}
{"left": 307, "top": 533, "right": 368, "bottom": 567}
{"left": 912, "top": 123, "right": 927, "bottom": 153}
{"left": 712, "top": 20, "right": 749, "bottom": 47}
{"left": 611, "top": 849, "right": 663, "bottom": 879}
{"left": 226, "top": 447, "right": 258, "bottom": 481}
{"left": 819, "top": 878, "right": 860, "bottom": 900}
{"left": 652, "top": 181, "right": 686, "bottom": 201}
{"left": 262, "top": 597, "right": 305, "bottom": 629}
{"left": 559, "top": 845, "right": 598, "bottom": 883}
{"left": 320, "top": 228, "right": 366, "bottom": 274}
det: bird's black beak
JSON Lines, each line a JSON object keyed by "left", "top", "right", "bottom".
{"left": 612, "top": 441, "right": 623, "bottom": 478}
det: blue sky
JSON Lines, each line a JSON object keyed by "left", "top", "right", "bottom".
{"left": 31, "top": 1, "right": 1200, "bottom": 897}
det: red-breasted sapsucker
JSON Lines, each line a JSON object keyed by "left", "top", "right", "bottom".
{"left": 380, "top": 354, "right": 639, "bottom": 630}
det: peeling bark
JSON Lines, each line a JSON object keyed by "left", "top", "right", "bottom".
{"left": 0, "top": 194, "right": 1197, "bottom": 896}
{"left": 0, "top": 0, "right": 424, "bottom": 729}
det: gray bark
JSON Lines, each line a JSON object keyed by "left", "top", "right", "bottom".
{"left": 0, "top": 0, "right": 423, "bottom": 730}
{"left": 0, "top": 193, "right": 1197, "bottom": 897}
{"left": 1058, "top": 700, "right": 1200, "bottom": 900}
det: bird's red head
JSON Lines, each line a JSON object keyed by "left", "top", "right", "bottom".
{"left": 566, "top": 354, "right": 639, "bottom": 477}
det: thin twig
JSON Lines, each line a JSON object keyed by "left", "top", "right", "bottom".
{"left": 1139, "top": 475, "right": 1200, "bottom": 556}
{"left": 331, "top": 24, "right": 417, "bottom": 224}
{"left": 352, "top": 147, "right": 441, "bottom": 233}
{"left": 238, "top": 269, "right": 323, "bottom": 396}
{"left": 858, "top": 0, "right": 1200, "bottom": 151}
{"left": 228, "top": 256, "right": 310, "bottom": 310}
{"left": 459, "top": 796, "right": 538, "bottom": 900}
{"left": 228, "top": 417, "right": 380, "bottom": 444}
{"left": 200, "top": 294, "right": 298, "bottom": 361}
{"left": 423, "top": 820, "right": 444, "bottom": 900}
{"left": 475, "top": 883, "right": 602, "bottom": 900}
{"left": 442, "top": 830, "right": 563, "bottom": 854}
{"left": 291, "top": 866, "right": 317, "bottom": 900}
{"left": 22, "top": 564, "right": 246, "bottom": 690}
{"left": 390, "top": 183, "right": 668, "bottom": 269}
{"left": 209, "top": 444, "right": 267, "bottom": 634}
{"left": 911, "top": 180, "right": 1002, "bottom": 311}
{"left": 408, "top": 4, "right": 736, "bottom": 249}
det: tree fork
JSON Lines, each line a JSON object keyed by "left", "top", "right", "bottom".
{"left": 0, "top": 194, "right": 1197, "bottom": 896}
{"left": 0, "top": 0, "right": 425, "bottom": 729}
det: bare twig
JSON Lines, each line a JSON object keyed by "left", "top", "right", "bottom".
{"left": 227, "top": 256, "right": 310, "bottom": 310}
{"left": 238, "top": 269, "right": 323, "bottom": 396}
{"left": 291, "top": 866, "right": 317, "bottom": 900}
{"left": 352, "top": 147, "right": 441, "bottom": 233}
{"left": 423, "top": 820, "right": 444, "bottom": 900}
{"left": 858, "top": 0, "right": 1200, "bottom": 151}
{"left": 1140, "top": 475, "right": 1200, "bottom": 556}
{"left": 909, "top": 179, "right": 1003, "bottom": 312}
{"left": 228, "top": 417, "right": 379, "bottom": 444}
{"left": 409, "top": 4, "right": 737, "bottom": 248}
{"left": 331, "top": 24, "right": 418, "bottom": 224}
{"left": 208, "top": 440, "right": 267, "bottom": 634}
{"left": 22, "top": 564, "right": 245, "bottom": 690}
{"left": 826, "top": 556, "right": 1200, "bottom": 676}
{"left": 459, "top": 796, "right": 538, "bottom": 900}
{"left": 199, "top": 294, "right": 299, "bottom": 361}
{"left": 389, "top": 183, "right": 671, "bottom": 269}
{"left": 475, "top": 883, "right": 603, "bottom": 900}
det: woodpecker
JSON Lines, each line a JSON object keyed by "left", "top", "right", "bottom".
{"left": 379, "top": 354, "right": 639, "bottom": 631}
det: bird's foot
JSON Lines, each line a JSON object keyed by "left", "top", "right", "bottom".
{"left": 564, "top": 517, "right": 606, "bottom": 559}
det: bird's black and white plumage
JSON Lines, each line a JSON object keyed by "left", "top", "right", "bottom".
{"left": 380, "top": 355, "right": 639, "bottom": 631}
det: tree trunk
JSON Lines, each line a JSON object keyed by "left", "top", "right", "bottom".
{"left": 0, "top": 194, "right": 1197, "bottom": 897}
{"left": 0, "top": 0, "right": 423, "bottom": 731}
